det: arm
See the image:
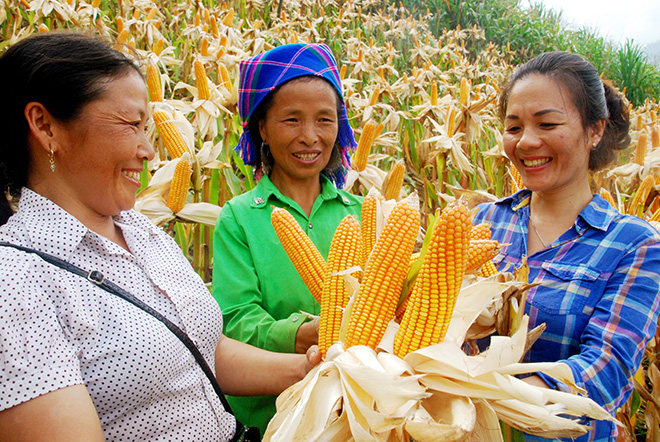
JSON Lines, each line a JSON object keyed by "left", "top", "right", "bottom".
{"left": 541, "top": 239, "right": 660, "bottom": 410}
{"left": 0, "top": 385, "right": 105, "bottom": 442}
{"left": 215, "top": 335, "right": 321, "bottom": 396}
{"left": 212, "top": 204, "right": 313, "bottom": 353}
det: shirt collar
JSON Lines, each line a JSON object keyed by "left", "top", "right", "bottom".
{"left": 249, "top": 175, "right": 353, "bottom": 208}
{"left": 502, "top": 188, "right": 615, "bottom": 232}
{"left": 15, "top": 188, "right": 161, "bottom": 260}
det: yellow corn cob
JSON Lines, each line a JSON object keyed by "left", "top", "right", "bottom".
{"left": 146, "top": 65, "right": 162, "bottom": 103}
{"left": 152, "top": 38, "right": 165, "bottom": 56}
{"left": 649, "top": 206, "right": 660, "bottom": 222}
{"left": 339, "top": 64, "right": 347, "bottom": 80}
{"left": 635, "top": 131, "right": 648, "bottom": 165}
{"left": 510, "top": 166, "right": 524, "bottom": 192}
{"left": 153, "top": 111, "right": 189, "bottom": 159}
{"left": 459, "top": 77, "right": 470, "bottom": 106}
{"left": 627, "top": 175, "right": 655, "bottom": 217}
{"left": 515, "top": 256, "right": 529, "bottom": 283}
{"left": 318, "top": 215, "right": 362, "bottom": 358}
{"left": 38, "top": 23, "right": 49, "bottom": 33}
{"left": 465, "top": 239, "right": 501, "bottom": 272}
{"left": 200, "top": 37, "right": 210, "bottom": 57}
{"left": 479, "top": 260, "right": 498, "bottom": 277}
{"left": 91, "top": 0, "right": 101, "bottom": 8}
{"left": 383, "top": 159, "right": 406, "bottom": 201}
{"left": 116, "top": 16, "right": 125, "bottom": 34}
{"left": 210, "top": 15, "right": 219, "bottom": 37}
{"left": 393, "top": 202, "right": 471, "bottom": 358}
{"left": 194, "top": 60, "right": 210, "bottom": 100}
{"left": 431, "top": 81, "right": 438, "bottom": 106}
{"left": 271, "top": 207, "right": 326, "bottom": 304}
{"left": 651, "top": 126, "right": 660, "bottom": 149}
{"left": 370, "top": 87, "right": 381, "bottom": 106}
{"left": 146, "top": 6, "right": 158, "bottom": 21}
{"left": 446, "top": 105, "right": 457, "bottom": 137}
{"left": 194, "top": 12, "right": 201, "bottom": 27}
{"left": 344, "top": 198, "right": 421, "bottom": 350}
{"left": 470, "top": 222, "right": 492, "bottom": 241}
{"left": 352, "top": 122, "right": 378, "bottom": 172}
{"left": 223, "top": 8, "right": 234, "bottom": 26}
{"left": 166, "top": 153, "right": 191, "bottom": 213}
{"left": 599, "top": 188, "right": 617, "bottom": 209}
{"left": 116, "top": 29, "right": 129, "bottom": 45}
{"left": 360, "top": 188, "right": 383, "bottom": 267}
{"left": 219, "top": 64, "right": 232, "bottom": 92}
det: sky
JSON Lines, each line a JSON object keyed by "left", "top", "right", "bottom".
{"left": 532, "top": 0, "right": 660, "bottom": 46}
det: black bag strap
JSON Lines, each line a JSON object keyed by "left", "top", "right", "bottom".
{"left": 0, "top": 242, "right": 236, "bottom": 417}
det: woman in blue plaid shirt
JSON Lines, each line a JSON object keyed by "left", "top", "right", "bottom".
{"left": 473, "top": 51, "right": 660, "bottom": 441}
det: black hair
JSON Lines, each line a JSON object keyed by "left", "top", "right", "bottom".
{"left": 498, "top": 51, "right": 630, "bottom": 171}
{"left": 0, "top": 31, "right": 141, "bottom": 225}
{"left": 246, "top": 75, "right": 344, "bottom": 177}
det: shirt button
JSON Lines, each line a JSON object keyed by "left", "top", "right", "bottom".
{"left": 308, "top": 223, "right": 313, "bottom": 229}
{"left": 292, "top": 317, "right": 299, "bottom": 322}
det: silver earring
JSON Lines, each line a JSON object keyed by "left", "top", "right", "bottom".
{"left": 49, "top": 148, "right": 56, "bottom": 172}
{"left": 260, "top": 141, "right": 272, "bottom": 175}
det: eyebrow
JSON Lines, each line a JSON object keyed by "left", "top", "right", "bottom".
{"left": 506, "top": 108, "right": 564, "bottom": 120}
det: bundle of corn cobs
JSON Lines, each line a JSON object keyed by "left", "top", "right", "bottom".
{"left": 265, "top": 189, "right": 618, "bottom": 442}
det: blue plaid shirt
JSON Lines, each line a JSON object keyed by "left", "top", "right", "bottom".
{"left": 474, "top": 190, "right": 660, "bottom": 442}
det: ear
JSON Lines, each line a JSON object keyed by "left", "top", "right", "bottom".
{"left": 24, "top": 102, "right": 59, "bottom": 154}
{"left": 589, "top": 119, "right": 606, "bottom": 147}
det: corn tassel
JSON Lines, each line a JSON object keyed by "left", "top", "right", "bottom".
{"left": 146, "top": 64, "right": 163, "bottom": 102}
{"left": 479, "top": 260, "right": 498, "bottom": 277}
{"left": 393, "top": 201, "right": 471, "bottom": 358}
{"left": 344, "top": 197, "right": 421, "bottom": 350}
{"left": 599, "top": 188, "right": 617, "bottom": 210}
{"left": 627, "top": 175, "right": 655, "bottom": 217}
{"left": 470, "top": 222, "right": 492, "bottom": 241}
{"left": 271, "top": 207, "right": 326, "bottom": 304}
{"left": 153, "top": 111, "right": 189, "bottom": 159}
{"left": 318, "top": 215, "right": 362, "bottom": 358}
{"left": 635, "top": 131, "right": 648, "bottom": 165}
{"left": 465, "top": 239, "right": 501, "bottom": 272}
{"left": 166, "top": 153, "right": 192, "bottom": 213}
{"left": 194, "top": 60, "right": 211, "bottom": 100}
{"left": 352, "top": 122, "right": 378, "bottom": 172}
{"left": 383, "top": 159, "right": 406, "bottom": 201}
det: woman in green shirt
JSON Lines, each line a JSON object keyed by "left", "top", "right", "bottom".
{"left": 212, "top": 43, "right": 362, "bottom": 435}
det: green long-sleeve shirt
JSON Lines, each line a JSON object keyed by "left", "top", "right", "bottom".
{"left": 212, "top": 175, "right": 362, "bottom": 434}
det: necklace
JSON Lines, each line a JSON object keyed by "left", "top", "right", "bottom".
{"left": 529, "top": 214, "right": 547, "bottom": 248}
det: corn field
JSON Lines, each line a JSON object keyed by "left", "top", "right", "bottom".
{"left": 1, "top": 0, "right": 659, "bottom": 439}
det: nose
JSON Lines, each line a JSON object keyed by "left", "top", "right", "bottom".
{"left": 297, "top": 121, "right": 319, "bottom": 145}
{"left": 516, "top": 128, "right": 542, "bottom": 150}
{"left": 138, "top": 129, "right": 156, "bottom": 162}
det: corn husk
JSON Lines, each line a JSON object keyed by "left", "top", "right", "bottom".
{"left": 264, "top": 272, "right": 618, "bottom": 442}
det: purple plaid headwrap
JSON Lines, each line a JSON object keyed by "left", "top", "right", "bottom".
{"left": 235, "top": 43, "right": 356, "bottom": 188}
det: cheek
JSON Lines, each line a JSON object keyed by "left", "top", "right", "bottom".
{"left": 502, "top": 134, "right": 517, "bottom": 158}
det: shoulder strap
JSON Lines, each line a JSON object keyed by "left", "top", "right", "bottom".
{"left": 0, "top": 241, "right": 235, "bottom": 416}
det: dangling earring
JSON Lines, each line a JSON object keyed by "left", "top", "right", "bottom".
{"left": 49, "top": 148, "right": 56, "bottom": 172}
{"left": 260, "top": 141, "right": 272, "bottom": 176}
{"left": 592, "top": 142, "right": 598, "bottom": 151}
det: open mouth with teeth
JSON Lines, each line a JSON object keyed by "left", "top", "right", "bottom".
{"left": 293, "top": 152, "right": 321, "bottom": 161}
{"left": 521, "top": 158, "right": 551, "bottom": 168}
{"left": 123, "top": 170, "right": 142, "bottom": 182}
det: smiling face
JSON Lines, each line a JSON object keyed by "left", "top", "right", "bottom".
{"left": 258, "top": 77, "right": 339, "bottom": 188}
{"left": 503, "top": 74, "right": 603, "bottom": 196}
{"left": 50, "top": 71, "right": 154, "bottom": 221}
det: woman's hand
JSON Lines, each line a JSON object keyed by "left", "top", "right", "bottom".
{"left": 216, "top": 336, "right": 322, "bottom": 397}
{"left": 295, "top": 316, "right": 319, "bottom": 354}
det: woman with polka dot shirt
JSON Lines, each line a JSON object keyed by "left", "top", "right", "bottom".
{"left": 0, "top": 32, "right": 320, "bottom": 442}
